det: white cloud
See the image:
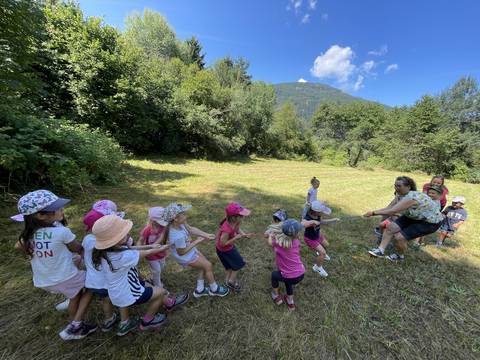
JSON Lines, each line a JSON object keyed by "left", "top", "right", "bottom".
{"left": 309, "top": 0, "right": 317, "bottom": 9}
{"left": 293, "top": 0, "right": 302, "bottom": 12}
{"left": 310, "top": 45, "right": 356, "bottom": 83}
{"left": 321, "top": 13, "right": 328, "bottom": 21}
{"left": 353, "top": 75, "right": 364, "bottom": 91}
{"left": 385, "top": 63, "right": 399, "bottom": 73}
{"left": 368, "top": 45, "right": 388, "bottom": 56}
{"left": 298, "top": 78, "right": 308, "bottom": 83}
{"left": 361, "top": 60, "right": 376, "bottom": 73}
{"left": 301, "top": 14, "right": 310, "bottom": 24}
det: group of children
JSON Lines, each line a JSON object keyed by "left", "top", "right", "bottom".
{"left": 12, "top": 178, "right": 338, "bottom": 340}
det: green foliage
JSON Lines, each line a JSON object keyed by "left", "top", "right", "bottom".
{"left": 211, "top": 56, "right": 252, "bottom": 88}
{"left": 182, "top": 36, "right": 205, "bottom": 69}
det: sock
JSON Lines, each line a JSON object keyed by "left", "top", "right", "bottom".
{"left": 142, "top": 314, "right": 154, "bottom": 323}
{"left": 209, "top": 282, "right": 218, "bottom": 292}
{"left": 71, "top": 320, "right": 82, "bottom": 328}
{"left": 286, "top": 296, "right": 294, "bottom": 305}
{"left": 196, "top": 279, "right": 205, "bottom": 292}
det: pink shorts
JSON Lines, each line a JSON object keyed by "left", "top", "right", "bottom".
{"left": 304, "top": 234, "right": 325, "bottom": 250}
{"left": 40, "top": 271, "right": 86, "bottom": 299}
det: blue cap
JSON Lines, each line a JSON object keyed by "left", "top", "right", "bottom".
{"left": 282, "top": 219, "right": 303, "bottom": 236}
{"left": 273, "top": 209, "right": 288, "bottom": 222}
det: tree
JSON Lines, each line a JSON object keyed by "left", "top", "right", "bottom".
{"left": 211, "top": 56, "right": 252, "bottom": 88}
{"left": 182, "top": 36, "right": 205, "bottom": 69}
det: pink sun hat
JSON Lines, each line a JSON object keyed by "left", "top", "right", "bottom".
{"left": 225, "top": 202, "right": 251, "bottom": 217}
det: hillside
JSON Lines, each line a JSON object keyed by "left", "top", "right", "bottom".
{"left": 274, "top": 82, "right": 379, "bottom": 120}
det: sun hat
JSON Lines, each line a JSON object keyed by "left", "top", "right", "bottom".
{"left": 148, "top": 207, "right": 168, "bottom": 226}
{"left": 93, "top": 214, "right": 133, "bottom": 250}
{"left": 83, "top": 210, "right": 105, "bottom": 232}
{"left": 161, "top": 202, "right": 192, "bottom": 223}
{"left": 427, "top": 185, "right": 443, "bottom": 194}
{"left": 452, "top": 196, "right": 466, "bottom": 204}
{"left": 225, "top": 202, "right": 251, "bottom": 216}
{"left": 310, "top": 200, "right": 332, "bottom": 215}
{"left": 10, "top": 190, "right": 70, "bottom": 222}
{"left": 282, "top": 219, "right": 304, "bottom": 237}
{"left": 92, "top": 200, "right": 124, "bottom": 217}
{"left": 272, "top": 209, "right": 288, "bottom": 222}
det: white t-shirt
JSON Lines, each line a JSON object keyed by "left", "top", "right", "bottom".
{"left": 31, "top": 226, "right": 78, "bottom": 287}
{"left": 102, "top": 249, "right": 144, "bottom": 307}
{"left": 82, "top": 234, "right": 107, "bottom": 290}
{"left": 307, "top": 187, "right": 318, "bottom": 203}
{"left": 168, "top": 225, "right": 198, "bottom": 266}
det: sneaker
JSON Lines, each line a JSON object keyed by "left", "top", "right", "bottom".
{"left": 368, "top": 248, "right": 385, "bottom": 258}
{"left": 374, "top": 227, "right": 382, "bottom": 237}
{"left": 116, "top": 318, "right": 138, "bottom": 336}
{"left": 165, "top": 293, "right": 189, "bottom": 311}
{"left": 386, "top": 253, "right": 405, "bottom": 261}
{"left": 139, "top": 313, "right": 167, "bottom": 331}
{"left": 59, "top": 322, "right": 98, "bottom": 340}
{"left": 101, "top": 313, "right": 118, "bottom": 332}
{"left": 272, "top": 294, "right": 283, "bottom": 305}
{"left": 193, "top": 286, "right": 210, "bottom": 298}
{"left": 283, "top": 295, "right": 296, "bottom": 311}
{"left": 208, "top": 285, "right": 230, "bottom": 297}
{"left": 436, "top": 241, "right": 443, "bottom": 248}
{"left": 55, "top": 298, "right": 70, "bottom": 311}
{"left": 324, "top": 254, "right": 331, "bottom": 261}
{"left": 225, "top": 281, "right": 242, "bottom": 291}
{"left": 312, "top": 264, "right": 328, "bottom": 277}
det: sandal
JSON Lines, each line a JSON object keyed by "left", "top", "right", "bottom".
{"left": 225, "top": 281, "right": 242, "bottom": 291}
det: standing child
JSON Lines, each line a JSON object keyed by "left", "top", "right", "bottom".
{"left": 303, "top": 177, "right": 320, "bottom": 217}
{"left": 92, "top": 215, "right": 172, "bottom": 335}
{"left": 12, "top": 190, "right": 97, "bottom": 340}
{"left": 423, "top": 175, "right": 449, "bottom": 209}
{"left": 437, "top": 196, "right": 468, "bottom": 246}
{"left": 266, "top": 219, "right": 305, "bottom": 311}
{"left": 414, "top": 185, "right": 443, "bottom": 246}
{"left": 302, "top": 200, "right": 340, "bottom": 277}
{"left": 161, "top": 202, "right": 229, "bottom": 298}
{"left": 215, "top": 202, "right": 253, "bottom": 291}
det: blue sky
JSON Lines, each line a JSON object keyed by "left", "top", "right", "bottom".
{"left": 78, "top": 0, "right": 480, "bottom": 107}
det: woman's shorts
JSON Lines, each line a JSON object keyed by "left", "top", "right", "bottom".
{"left": 304, "top": 234, "right": 326, "bottom": 250}
{"left": 40, "top": 270, "right": 86, "bottom": 299}
{"left": 216, "top": 247, "right": 245, "bottom": 271}
{"left": 394, "top": 215, "right": 442, "bottom": 240}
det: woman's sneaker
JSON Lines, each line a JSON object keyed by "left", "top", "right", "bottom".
{"left": 116, "top": 318, "right": 138, "bottom": 336}
{"left": 368, "top": 248, "right": 385, "bottom": 257}
{"left": 312, "top": 264, "right": 328, "bottom": 277}
{"left": 165, "top": 293, "right": 189, "bottom": 311}
{"left": 55, "top": 298, "right": 70, "bottom": 311}
{"left": 101, "top": 313, "right": 118, "bottom": 332}
{"left": 59, "top": 322, "right": 97, "bottom": 340}
{"left": 193, "top": 286, "right": 210, "bottom": 298}
{"left": 208, "top": 285, "right": 229, "bottom": 297}
{"left": 386, "top": 253, "right": 405, "bottom": 261}
{"left": 139, "top": 313, "right": 167, "bottom": 331}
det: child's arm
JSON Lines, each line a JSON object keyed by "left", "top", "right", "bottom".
{"left": 184, "top": 224, "right": 215, "bottom": 240}
{"left": 176, "top": 237, "right": 205, "bottom": 256}
{"left": 66, "top": 241, "right": 84, "bottom": 255}
{"left": 453, "top": 221, "right": 464, "bottom": 229}
{"left": 137, "top": 244, "right": 170, "bottom": 259}
{"left": 220, "top": 232, "right": 247, "bottom": 247}
{"left": 301, "top": 219, "right": 320, "bottom": 228}
{"left": 319, "top": 218, "right": 340, "bottom": 225}
{"left": 266, "top": 233, "right": 274, "bottom": 247}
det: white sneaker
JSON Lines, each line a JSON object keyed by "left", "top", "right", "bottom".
{"left": 324, "top": 254, "right": 331, "bottom": 261}
{"left": 312, "top": 264, "right": 328, "bottom": 277}
{"left": 55, "top": 299, "right": 70, "bottom": 311}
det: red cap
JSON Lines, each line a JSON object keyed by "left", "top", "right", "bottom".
{"left": 83, "top": 209, "right": 105, "bottom": 232}
{"left": 225, "top": 202, "right": 251, "bottom": 217}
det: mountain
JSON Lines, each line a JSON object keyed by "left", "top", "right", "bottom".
{"left": 273, "top": 82, "right": 381, "bottom": 120}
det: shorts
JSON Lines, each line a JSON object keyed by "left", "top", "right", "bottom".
{"left": 40, "top": 271, "right": 86, "bottom": 299}
{"left": 394, "top": 215, "right": 442, "bottom": 240}
{"left": 216, "top": 247, "right": 246, "bottom": 271}
{"left": 133, "top": 280, "right": 153, "bottom": 305}
{"left": 87, "top": 287, "right": 108, "bottom": 298}
{"left": 439, "top": 222, "right": 455, "bottom": 235}
{"left": 303, "top": 234, "right": 326, "bottom": 250}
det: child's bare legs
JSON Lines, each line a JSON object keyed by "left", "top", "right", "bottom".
{"left": 190, "top": 254, "right": 217, "bottom": 292}
{"left": 437, "top": 231, "right": 449, "bottom": 246}
{"left": 314, "top": 244, "right": 327, "bottom": 266}
{"left": 226, "top": 270, "right": 238, "bottom": 284}
{"left": 119, "top": 307, "right": 129, "bottom": 322}
{"left": 144, "top": 287, "right": 166, "bottom": 317}
{"left": 102, "top": 297, "right": 114, "bottom": 320}
{"left": 68, "top": 289, "right": 92, "bottom": 322}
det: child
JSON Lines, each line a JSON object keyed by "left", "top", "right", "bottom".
{"left": 139, "top": 207, "right": 169, "bottom": 287}
{"left": 422, "top": 175, "right": 449, "bottom": 209}
{"left": 161, "top": 202, "right": 229, "bottom": 298}
{"left": 266, "top": 219, "right": 305, "bottom": 311}
{"left": 413, "top": 185, "right": 443, "bottom": 246}
{"left": 12, "top": 190, "right": 97, "bottom": 340}
{"left": 92, "top": 215, "right": 172, "bottom": 335}
{"left": 301, "top": 200, "right": 340, "bottom": 277}
{"left": 303, "top": 177, "right": 320, "bottom": 218}
{"left": 264, "top": 209, "right": 288, "bottom": 238}
{"left": 437, "top": 196, "right": 468, "bottom": 246}
{"left": 215, "top": 202, "right": 253, "bottom": 291}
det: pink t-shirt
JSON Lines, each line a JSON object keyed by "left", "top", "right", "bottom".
{"left": 140, "top": 224, "right": 167, "bottom": 261}
{"left": 215, "top": 220, "right": 239, "bottom": 252}
{"left": 422, "top": 183, "right": 449, "bottom": 208}
{"left": 272, "top": 238, "right": 305, "bottom": 279}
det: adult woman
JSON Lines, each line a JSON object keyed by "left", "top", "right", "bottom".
{"left": 364, "top": 176, "right": 444, "bottom": 261}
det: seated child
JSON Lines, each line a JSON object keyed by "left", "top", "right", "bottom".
{"left": 437, "top": 196, "right": 468, "bottom": 246}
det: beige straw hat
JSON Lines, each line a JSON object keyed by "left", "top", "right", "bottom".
{"left": 93, "top": 214, "right": 133, "bottom": 250}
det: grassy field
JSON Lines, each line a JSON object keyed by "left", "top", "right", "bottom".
{"left": 1, "top": 157, "right": 479, "bottom": 359}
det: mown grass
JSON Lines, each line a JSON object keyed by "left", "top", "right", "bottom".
{"left": 0, "top": 157, "right": 479, "bottom": 359}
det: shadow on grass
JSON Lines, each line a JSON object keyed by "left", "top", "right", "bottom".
{"left": 143, "top": 154, "right": 263, "bottom": 166}
{"left": 0, "top": 163, "right": 479, "bottom": 359}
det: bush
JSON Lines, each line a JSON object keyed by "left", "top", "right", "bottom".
{"left": 320, "top": 147, "right": 348, "bottom": 167}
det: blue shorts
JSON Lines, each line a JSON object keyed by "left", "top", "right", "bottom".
{"left": 216, "top": 247, "right": 245, "bottom": 271}
{"left": 133, "top": 281, "right": 153, "bottom": 305}
{"left": 87, "top": 288, "right": 108, "bottom": 298}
